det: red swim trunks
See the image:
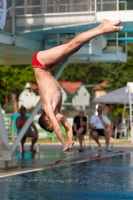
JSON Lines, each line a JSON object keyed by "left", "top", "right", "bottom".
{"left": 32, "top": 53, "right": 53, "bottom": 70}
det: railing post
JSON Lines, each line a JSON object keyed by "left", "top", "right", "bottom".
{"left": 70, "top": 0, "right": 73, "bottom": 12}
{"left": 11, "top": 0, "right": 16, "bottom": 45}
{"left": 12, "top": 0, "right": 15, "bottom": 35}
{"left": 0, "top": 104, "right": 11, "bottom": 152}
{"left": 125, "top": 1, "right": 127, "bottom": 10}
{"left": 125, "top": 32, "right": 127, "bottom": 55}
{"left": 117, "top": 0, "right": 119, "bottom": 10}
{"left": 116, "top": 32, "right": 118, "bottom": 52}
{"left": 24, "top": 0, "right": 27, "bottom": 14}
{"left": 89, "top": 0, "right": 92, "bottom": 11}
{"left": 41, "top": 0, "right": 44, "bottom": 14}
{"left": 101, "top": 0, "right": 103, "bottom": 11}
{"left": 57, "top": 0, "right": 60, "bottom": 13}
{"left": 94, "top": 0, "right": 97, "bottom": 21}
{"left": 53, "top": 0, "right": 56, "bottom": 13}
{"left": 44, "top": 0, "right": 47, "bottom": 13}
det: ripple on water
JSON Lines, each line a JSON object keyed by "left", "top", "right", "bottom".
{"left": 0, "top": 153, "right": 133, "bottom": 200}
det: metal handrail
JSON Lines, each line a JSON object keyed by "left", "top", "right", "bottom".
{"left": 6, "top": 0, "right": 127, "bottom": 16}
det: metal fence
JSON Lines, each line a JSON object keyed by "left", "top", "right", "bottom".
{"left": 6, "top": 0, "right": 127, "bottom": 16}
{"left": 3, "top": 113, "right": 66, "bottom": 141}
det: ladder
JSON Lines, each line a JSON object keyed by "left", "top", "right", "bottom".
{"left": 123, "top": 82, "right": 133, "bottom": 143}
{"left": 0, "top": 104, "right": 11, "bottom": 160}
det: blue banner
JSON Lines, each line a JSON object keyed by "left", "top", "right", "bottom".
{"left": 0, "top": 0, "right": 6, "bottom": 30}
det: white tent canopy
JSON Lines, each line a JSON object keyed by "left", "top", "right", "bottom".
{"left": 93, "top": 83, "right": 133, "bottom": 144}
{"left": 93, "top": 86, "right": 133, "bottom": 104}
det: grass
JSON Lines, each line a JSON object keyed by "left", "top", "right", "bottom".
{"left": 25, "top": 137, "right": 133, "bottom": 146}
{"left": 8, "top": 132, "right": 133, "bottom": 146}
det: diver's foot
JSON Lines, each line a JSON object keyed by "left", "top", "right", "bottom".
{"left": 99, "top": 19, "right": 123, "bottom": 33}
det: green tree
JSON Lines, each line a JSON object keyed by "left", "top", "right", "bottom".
{"left": 52, "top": 63, "right": 108, "bottom": 84}
{"left": 0, "top": 65, "right": 36, "bottom": 113}
{"left": 103, "top": 43, "right": 133, "bottom": 92}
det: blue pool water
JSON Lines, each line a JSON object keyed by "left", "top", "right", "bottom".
{"left": 1, "top": 153, "right": 133, "bottom": 200}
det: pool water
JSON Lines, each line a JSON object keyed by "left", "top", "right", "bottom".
{"left": 1, "top": 152, "right": 133, "bottom": 200}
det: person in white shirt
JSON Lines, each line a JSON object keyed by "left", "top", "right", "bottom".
{"left": 89, "top": 105, "right": 111, "bottom": 151}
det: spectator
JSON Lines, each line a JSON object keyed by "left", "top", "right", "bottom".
{"left": 1, "top": 107, "right": 5, "bottom": 114}
{"left": 111, "top": 113, "right": 122, "bottom": 138}
{"left": 89, "top": 105, "right": 111, "bottom": 152}
{"left": 16, "top": 106, "right": 38, "bottom": 153}
{"left": 73, "top": 110, "right": 87, "bottom": 152}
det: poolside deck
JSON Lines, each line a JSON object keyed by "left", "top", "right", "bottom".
{"left": 0, "top": 139, "right": 133, "bottom": 177}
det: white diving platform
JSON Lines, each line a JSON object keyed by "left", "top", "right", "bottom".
{"left": 1, "top": 1, "right": 132, "bottom": 65}
{"left": 70, "top": 51, "right": 127, "bottom": 63}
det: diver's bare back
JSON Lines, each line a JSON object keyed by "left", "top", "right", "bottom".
{"left": 34, "top": 68, "right": 61, "bottom": 110}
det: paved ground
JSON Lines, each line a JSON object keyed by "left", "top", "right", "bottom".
{"left": 0, "top": 139, "right": 133, "bottom": 177}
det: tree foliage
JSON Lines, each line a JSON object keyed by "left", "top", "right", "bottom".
{"left": 52, "top": 63, "right": 108, "bottom": 84}
{"left": 0, "top": 65, "right": 36, "bottom": 103}
{"left": 0, "top": 42, "right": 133, "bottom": 112}
{"left": 103, "top": 43, "right": 133, "bottom": 91}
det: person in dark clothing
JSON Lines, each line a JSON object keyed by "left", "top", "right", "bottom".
{"left": 16, "top": 106, "right": 38, "bottom": 153}
{"left": 111, "top": 113, "right": 122, "bottom": 138}
{"left": 73, "top": 110, "right": 87, "bottom": 152}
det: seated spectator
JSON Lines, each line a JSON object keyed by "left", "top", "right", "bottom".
{"left": 111, "top": 113, "right": 122, "bottom": 138}
{"left": 89, "top": 105, "right": 111, "bottom": 152}
{"left": 16, "top": 106, "right": 38, "bottom": 153}
{"left": 73, "top": 110, "right": 87, "bottom": 152}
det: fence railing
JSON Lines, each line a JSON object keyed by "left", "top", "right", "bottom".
{"left": 3, "top": 113, "right": 70, "bottom": 142}
{"left": 6, "top": 0, "right": 127, "bottom": 16}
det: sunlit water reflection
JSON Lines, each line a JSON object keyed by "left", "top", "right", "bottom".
{"left": 1, "top": 153, "right": 133, "bottom": 200}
